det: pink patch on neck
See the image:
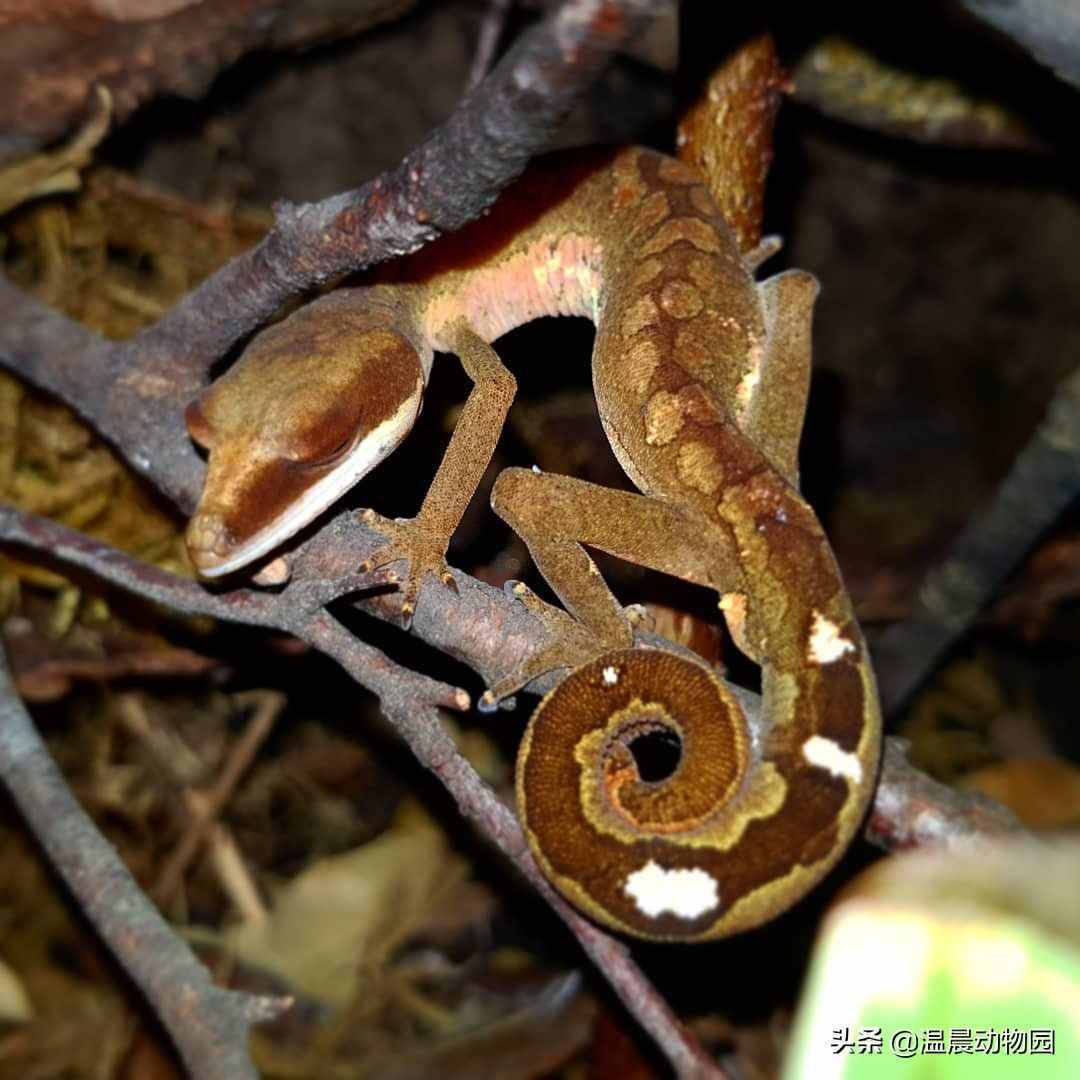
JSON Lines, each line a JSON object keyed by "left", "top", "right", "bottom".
{"left": 424, "top": 233, "right": 605, "bottom": 347}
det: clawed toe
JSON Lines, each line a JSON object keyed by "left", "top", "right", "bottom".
{"left": 356, "top": 510, "right": 455, "bottom": 625}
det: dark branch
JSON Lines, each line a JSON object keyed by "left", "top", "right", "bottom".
{"left": 468, "top": 0, "right": 514, "bottom": 90}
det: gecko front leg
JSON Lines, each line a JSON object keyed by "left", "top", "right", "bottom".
{"left": 360, "top": 321, "right": 516, "bottom": 625}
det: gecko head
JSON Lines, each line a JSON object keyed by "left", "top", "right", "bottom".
{"left": 185, "top": 294, "right": 425, "bottom": 578}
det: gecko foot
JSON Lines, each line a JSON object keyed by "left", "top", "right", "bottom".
{"left": 480, "top": 581, "right": 634, "bottom": 708}
{"left": 357, "top": 509, "right": 457, "bottom": 628}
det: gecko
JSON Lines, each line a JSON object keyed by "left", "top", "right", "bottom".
{"left": 184, "top": 146, "right": 882, "bottom": 941}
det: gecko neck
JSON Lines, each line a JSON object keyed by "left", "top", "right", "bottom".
{"left": 418, "top": 229, "right": 605, "bottom": 351}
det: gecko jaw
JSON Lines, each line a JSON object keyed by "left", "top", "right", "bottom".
{"left": 191, "top": 381, "right": 422, "bottom": 579}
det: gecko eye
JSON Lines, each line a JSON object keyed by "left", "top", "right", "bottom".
{"left": 296, "top": 433, "right": 357, "bottom": 470}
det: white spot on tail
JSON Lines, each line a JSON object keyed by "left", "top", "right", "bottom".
{"left": 808, "top": 610, "right": 855, "bottom": 664}
{"left": 802, "top": 735, "right": 862, "bottom": 785}
{"left": 602, "top": 665, "right": 619, "bottom": 686}
{"left": 624, "top": 860, "right": 720, "bottom": 920}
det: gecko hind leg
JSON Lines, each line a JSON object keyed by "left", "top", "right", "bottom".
{"left": 484, "top": 467, "right": 745, "bottom": 704}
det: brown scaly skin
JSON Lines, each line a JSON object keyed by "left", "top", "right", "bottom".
{"left": 185, "top": 147, "right": 882, "bottom": 940}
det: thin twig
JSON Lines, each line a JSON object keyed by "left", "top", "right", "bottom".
{"left": 195, "top": 798, "right": 271, "bottom": 927}
{"left": 0, "top": 503, "right": 1024, "bottom": 862}
{"left": 152, "top": 690, "right": 286, "bottom": 908}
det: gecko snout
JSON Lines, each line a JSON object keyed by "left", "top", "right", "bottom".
{"left": 185, "top": 511, "right": 235, "bottom": 577}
